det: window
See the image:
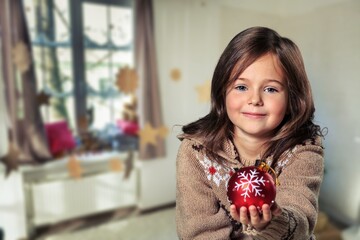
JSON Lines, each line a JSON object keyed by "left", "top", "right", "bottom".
{"left": 24, "top": 0, "right": 134, "bottom": 132}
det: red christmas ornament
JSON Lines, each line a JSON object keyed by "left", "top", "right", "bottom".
{"left": 227, "top": 161, "right": 278, "bottom": 210}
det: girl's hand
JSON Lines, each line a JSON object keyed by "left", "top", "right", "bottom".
{"left": 230, "top": 202, "right": 282, "bottom": 231}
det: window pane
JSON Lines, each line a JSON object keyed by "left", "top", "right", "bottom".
{"left": 24, "top": 0, "right": 74, "bottom": 128}
{"left": 83, "top": 3, "right": 133, "bottom": 130}
{"left": 24, "top": 0, "right": 136, "bottom": 152}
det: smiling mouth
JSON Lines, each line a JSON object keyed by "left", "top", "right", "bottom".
{"left": 242, "top": 112, "right": 266, "bottom": 118}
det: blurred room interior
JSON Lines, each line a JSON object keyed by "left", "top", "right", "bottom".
{"left": 0, "top": 0, "right": 359, "bottom": 239}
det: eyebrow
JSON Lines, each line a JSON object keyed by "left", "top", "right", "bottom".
{"left": 236, "top": 78, "right": 285, "bottom": 87}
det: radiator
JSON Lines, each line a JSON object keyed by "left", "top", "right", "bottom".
{"left": 23, "top": 151, "right": 137, "bottom": 227}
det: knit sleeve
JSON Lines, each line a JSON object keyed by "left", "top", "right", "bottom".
{"left": 249, "top": 142, "right": 324, "bottom": 240}
{"left": 176, "top": 139, "right": 233, "bottom": 240}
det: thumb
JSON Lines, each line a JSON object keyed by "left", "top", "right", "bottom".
{"left": 271, "top": 202, "right": 282, "bottom": 216}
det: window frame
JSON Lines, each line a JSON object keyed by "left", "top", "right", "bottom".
{"left": 70, "top": 0, "right": 132, "bottom": 132}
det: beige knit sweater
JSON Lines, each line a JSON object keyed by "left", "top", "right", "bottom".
{"left": 176, "top": 134, "right": 324, "bottom": 240}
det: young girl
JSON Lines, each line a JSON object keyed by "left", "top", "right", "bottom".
{"left": 176, "top": 26, "right": 325, "bottom": 239}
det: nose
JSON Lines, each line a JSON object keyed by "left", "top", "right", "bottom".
{"left": 248, "top": 91, "right": 263, "bottom": 106}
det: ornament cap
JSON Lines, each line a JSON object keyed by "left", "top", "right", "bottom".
{"left": 255, "top": 159, "right": 280, "bottom": 186}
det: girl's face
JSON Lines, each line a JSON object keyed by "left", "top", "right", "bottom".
{"left": 225, "top": 53, "right": 288, "bottom": 141}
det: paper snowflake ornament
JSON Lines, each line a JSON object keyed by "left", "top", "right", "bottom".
{"left": 196, "top": 80, "right": 211, "bottom": 103}
{"left": 138, "top": 123, "right": 169, "bottom": 147}
{"left": 37, "top": 90, "right": 51, "bottom": 106}
{"left": 157, "top": 125, "right": 169, "bottom": 139}
{"left": 0, "top": 142, "right": 20, "bottom": 175}
{"left": 170, "top": 68, "right": 181, "bottom": 81}
{"left": 12, "top": 41, "right": 31, "bottom": 73}
{"left": 109, "top": 158, "right": 123, "bottom": 172}
{"left": 77, "top": 115, "right": 89, "bottom": 132}
{"left": 116, "top": 66, "right": 139, "bottom": 94}
{"left": 67, "top": 155, "right": 83, "bottom": 179}
{"left": 138, "top": 122, "right": 158, "bottom": 147}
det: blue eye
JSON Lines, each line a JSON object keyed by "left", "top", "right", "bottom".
{"left": 235, "top": 85, "right": 248, "bottom": 91}
{"left": 264, "top": 87, "right": 278, "bottom": 93}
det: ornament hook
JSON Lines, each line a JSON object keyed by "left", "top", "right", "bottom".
{"left": 255, "top": 160, "right": 280, "bottom": 186}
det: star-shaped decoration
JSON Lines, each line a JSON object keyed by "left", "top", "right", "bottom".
{"left": 138, "top": 122, "right": 158, "bottom": 147}
{"left": 37, "top": 90, "right": 51, "bottom": 106}
{"left": 67, "top": 155, "right": 83, "bottom": 179}
{"left": 157, "top": 125, "right": 169, "bottom": 139}
{"left": 0, "top": 143, "right": 20, "bottom": 175}
{"left": 12, "top": 41, "right": 31, "bottom": 73}
{"left": 109, "top": 158, "right": 123, "bottom": 172}
{"left": 115, "top": 66, "right": 139, "bottom": 94}
{"left": 170, "top": 68, "right": 181, "bottom": 81}
{"left": 196, "top": 80, "right": 211, "bottom": 103}
{"left": 77, "top": 115, "right": 89, "bottom": 133}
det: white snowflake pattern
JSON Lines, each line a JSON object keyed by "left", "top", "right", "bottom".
{"left": 233, "top": 169, "right": 266, "bottom": 202}
{"left": 277, "top": 158, "right": 289, "bottom": 169}
{"left": 276, "top": 146, "right": 297, "bottom": 169}
{"left": 198, "top": 155, "right": 232, "bottom": 187}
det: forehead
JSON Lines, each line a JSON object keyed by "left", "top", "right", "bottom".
{"left": 231, "top": 53, "right": 284, "bottom": 81}
{"left": 239, "top": 53, "right": 284, "bottom": 80}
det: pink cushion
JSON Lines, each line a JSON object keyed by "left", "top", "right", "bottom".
{"left": 45, "top": 121, "right": 76, "bottom": 156}
{"left": 116, "top": 120, "right": 139, "bottom": 136}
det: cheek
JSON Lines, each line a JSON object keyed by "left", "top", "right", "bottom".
{"left": 225, "top": 95, "right": 234, "bottom": 117}
{"left": 270, "top": 99, "right": 288, "bottom": 119}
{"left": 225, "top": 95, "right": 244, "bottom": 125}
{"left": 225, "top": 93, "right": 241, "bottom": 111}
{"left": 225, "top": 97, "right": 236, "bottom": 118}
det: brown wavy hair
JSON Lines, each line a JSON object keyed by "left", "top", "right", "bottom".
{"left": 182, "top": 26, "right": 324, "bottom": 164}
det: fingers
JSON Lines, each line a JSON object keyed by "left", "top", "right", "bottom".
{"left": 271, "top": 201, "right": 282, "bottom": 216}
{"left": 230, "top": 203, "right": 282, "bottom": 231}
{"left": 230, "top": 204, "right": 240, "bottom": 220}
{"left": 248, "top": 205, "right": 261, "bottom": 225}
{"left": 242, "top": 205, "right": 273, "bottom": 231}
{"left": 239, "top": 206, "right": 250, "bottom": 224}
{"left": 261, "top": 204, "right": 272, "bottom": 222}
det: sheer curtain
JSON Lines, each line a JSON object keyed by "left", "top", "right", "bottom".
{"left": 135, "top": 0, "right": 166, "bottom": 160}
{"left": 0, "top": 0, "right": 51, "bottom": 173}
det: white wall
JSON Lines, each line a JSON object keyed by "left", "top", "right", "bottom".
{"left": 282, "top": 1, "right": 360, "bottom": 226}
{"left": 153, "top": 0, "right": 360, "bottom": 226}
{"left": 142, "top": 0, "right": 222, "bottom": 209}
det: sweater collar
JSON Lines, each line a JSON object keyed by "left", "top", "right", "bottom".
{"left": 177, "top": 133, "right": 240, "bottom": 165}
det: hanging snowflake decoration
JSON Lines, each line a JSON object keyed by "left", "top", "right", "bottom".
{"left": 157, "top": 125, "right": 169, "bottom": 139}
{"left": 227, "top": 164, "right": 277, "bottom": 210}
{"left": 115, "top": 66, "right": 138, "bottom": 94}
{"left": 12, "top": 41, "right": 32, "bottom": 73}
{"left": 37, "top": 90, "right": 51, "bottom": 106}
{"left": 138, "top": 122, "right": 158, "bottom": 147}
{"left": 170, "top": 68, "right": 181, "bottom": 81}
{"left": 195, "top": 80, "right": 211, "bottom": 103}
